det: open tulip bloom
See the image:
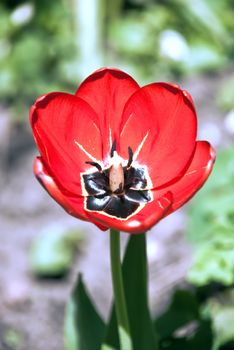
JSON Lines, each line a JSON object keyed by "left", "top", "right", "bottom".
{"left": 30, "top": 68, "right": 215, "bottom": 234}
{"left": 30, "top": 68, "right": 215, "bottom": 349}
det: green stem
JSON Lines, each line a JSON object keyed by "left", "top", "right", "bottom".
{"left": 110, "top": 228, "right": 132, "bottom": 350}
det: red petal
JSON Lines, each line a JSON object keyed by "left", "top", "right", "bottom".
{"left": 30, "top": 92, "right": 103, "bottom": 195}
{"left": 34, "top": 157, "right": 108, "bottom": 231}
{"left": 76, "top": 68, "right": 140, "bottom": 161}
{"left": 34, "top": 157, "right": 87, "bottom": 220}
{"left": 156, "top": 141, "right": 216, "bottom": 213}
{"left": 86, "top": 192, "right": 173, "bottom": 234}
{"left": 119, "top": 83, "right": 197, "bottom": 187}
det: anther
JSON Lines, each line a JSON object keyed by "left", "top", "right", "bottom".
{"left": 110, "top": 140, "right": 117, "bottom": 158}
{"left": 85, "top": 161, "right": 102, "bottom": 172}
{"left": 127, "top": 147, "right": 133, "bottom": 168}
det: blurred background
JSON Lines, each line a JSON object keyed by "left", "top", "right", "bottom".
{"left": 0, "top": 0, "right": 234, "bottom": 349}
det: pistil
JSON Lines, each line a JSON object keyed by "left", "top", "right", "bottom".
{"left": 109, "top": 151, "right": 124, "bottom": 194}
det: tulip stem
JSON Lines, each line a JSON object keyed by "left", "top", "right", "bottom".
{"left": 110, "top": 228, "right": 132, "bottom": 350}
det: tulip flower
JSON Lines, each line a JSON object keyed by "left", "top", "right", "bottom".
{"left": 30, "top": 68, "right": 215, "bottom": 234}
{"left": 30, "top": 68, "right": 216, "bottom": 350}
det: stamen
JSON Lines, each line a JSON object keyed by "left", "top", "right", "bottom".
{"left": 127, "top": 147, "right": 133, "bottom": 168}
{"left": 110, "top": 140, "right": 117, "bottom": 157}
{"left": 85, "top": 161, "right": 102, "bottom": 172}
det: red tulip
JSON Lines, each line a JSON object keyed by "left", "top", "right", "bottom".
{"left": 30, "top": 68, "right": 215, "bottom": 234}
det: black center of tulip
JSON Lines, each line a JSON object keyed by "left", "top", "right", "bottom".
{"left": 82, "top": 142, "right": 151, "bottom": 219}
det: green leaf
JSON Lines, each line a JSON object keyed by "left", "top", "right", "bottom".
{"left": 103, "top": 234, "right": 158, "bottom": 350}
{"left": 159, "top": 320, "right": 212, "bottom": 350}
{"left": 64, "top": 298, "right": 79, "bottom": 350}
{"left": 101, "top": 345, "right": 116, "bottom": 350}
{"left": 123, "top": 234, "right": 158, "bottom": 350}
{"left": 103, "top": 304, "right": 119, "bottom": 350}
{"left": 155, "top": 290, "right": 212, "bottom": 350}
{"left": 155, "top": 290, "right": 199, "bottom": 339}
{"left": 64, "top": 274, "right": 105, "bottom": 350}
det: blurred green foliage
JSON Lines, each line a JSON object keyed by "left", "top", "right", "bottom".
{"left": 155, "top": 288, "right": 234, "bottom": 350}
{"left": 109, "top": 0, "right": 232, "bottom": 80}
{"left": 203, "top": 289, "right": 234, "bottom": 350}
{"left": 1, "top": 0, "right": 234, "bottom": 120}
{"left": 183, "top": 145, "right": 234, "bottom": 349}
{"left": 187, "top": 146, "right": 234, "bottom": 286}
{"left": 0, "top": 0, "right": 76, "bottom": 119}
{"left": 30, "top": 225, "right": 83, "bottom": 278}
{"left": 218, "top": 77, "right": 234, "bottom": 111}
{"left": 3, "top": 328, "right": 25, "bottom": 349}
{"left": 155, "top": 289, "right": 213, "bottom": 350}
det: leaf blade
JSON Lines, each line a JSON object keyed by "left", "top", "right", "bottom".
{"left": 64, "top": 274, "right": 105, "bottom": 350}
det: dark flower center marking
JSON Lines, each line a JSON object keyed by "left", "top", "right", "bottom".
{"left": 82, "top": 142, "right": 152, "bottom": 219}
